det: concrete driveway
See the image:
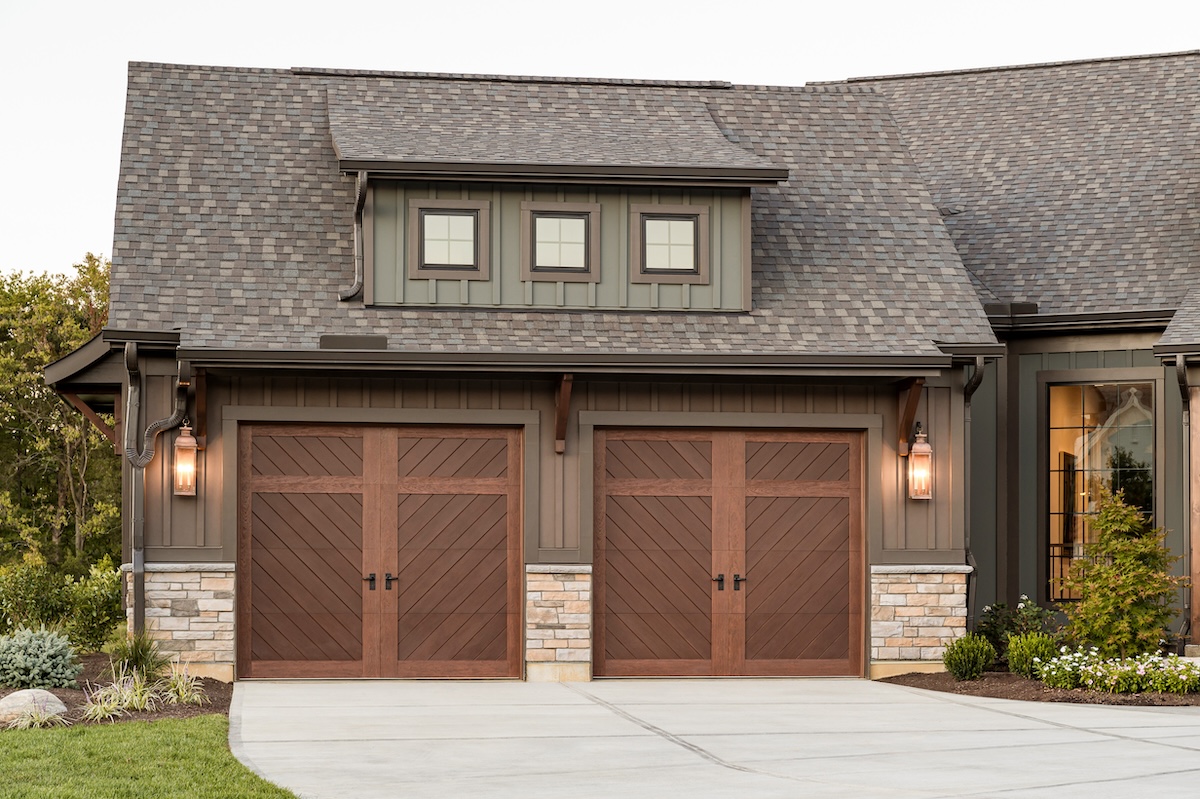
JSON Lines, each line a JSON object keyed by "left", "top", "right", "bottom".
{"left": 230, "top": 679, "right": 1200, "bottom": 798}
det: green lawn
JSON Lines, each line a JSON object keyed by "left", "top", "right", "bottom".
{"left": 0, "top": 715, "right": 295, "bottom": 798}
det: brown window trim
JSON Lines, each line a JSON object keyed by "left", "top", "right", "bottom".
{"left": 629, "top": 203, "right": 710, "bottom": 285}
{"left": 519, "top": 202, "right": 601, "bottom": 283}
{"left": 407, "top": 198, "right": 491, "bottom": 281}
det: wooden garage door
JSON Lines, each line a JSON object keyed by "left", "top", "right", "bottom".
{"left": 237, "top": 425, "right": 521, "bottom": 679}
{"left": 595, "top": 429, "right": 863, "bottom": 677}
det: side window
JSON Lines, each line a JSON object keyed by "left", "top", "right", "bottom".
{"left": 520, "top": 202, "right": 601, "bottom": 282}
{"left": 629, "top": 204, "right": 710, "bottom": 284}
{"left": 408, "top": 199, "right": 491, "bottom": 280}
{"left": 1047, "top": 381, "right": 1155, "bottom": 599}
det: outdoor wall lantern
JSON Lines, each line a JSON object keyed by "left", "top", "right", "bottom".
{"left": 173, "top": 423, "right": 198, "bottom": 496}
{"left": 907, "top": 422, "right": 933, "bottom": 500}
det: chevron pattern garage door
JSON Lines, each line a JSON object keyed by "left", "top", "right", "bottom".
{"left": 238, "top": 425, "right": 521, "bottom": 679}
{"left": 595, "top": 429, "right": 863, "bottom": 677}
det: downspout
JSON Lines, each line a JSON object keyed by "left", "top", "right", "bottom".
{"left": 338, "top": 171, "right": 368, "bottom": 301}
{"left": 1177, "top": 354, "right": 1192, "bottom": 645}
{"left": 123, "top": 342, "right": 190, "bottom": 634}
{"left": 962, "top": 356, "right": 987, "bottom": 629}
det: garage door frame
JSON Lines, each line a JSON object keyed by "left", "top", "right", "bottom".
{"left": 227, "top": 407, "right": 540, "bottom": 679}
{"left": 580, "top": 411, "right": 880, "bottom": 677}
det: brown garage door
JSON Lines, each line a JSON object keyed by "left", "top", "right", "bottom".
{"left": 238, "top": 425, "right": 521, "bottom": 679}
{"left": 594, "top": 429, "right": 863, "bottom": 677}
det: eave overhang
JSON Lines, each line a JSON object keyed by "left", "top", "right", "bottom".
{"left": 988, "top": 308, "right": 1174, "bottom": 336}
{"left": 176, "top": 347, "right": 960, "bottom": 380}
{"left": 341, "top": 161, "right": 789, "bottom": 187}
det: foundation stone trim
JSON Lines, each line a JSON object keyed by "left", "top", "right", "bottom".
{"left": 526, "top": 565, "right": 592, "bottom": 681}
{"left": 870, "top": 564, "right": 970, "bottom": 663}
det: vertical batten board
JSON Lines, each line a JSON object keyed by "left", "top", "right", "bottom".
{"left": 492, "top": 186, "right": 505, "bottom": 305}
{"left": 363, "top": 184, "right": 378, "bottom": 305}
{"left": 711, "top": 190, "right": 723, "bottom": 308}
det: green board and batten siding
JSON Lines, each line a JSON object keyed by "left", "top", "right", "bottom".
{"left": 367, "top": 183, "right": 750, "bottom": 312}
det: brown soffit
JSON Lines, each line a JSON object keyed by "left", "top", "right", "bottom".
{"left": 341, "top": 161, "right": 789, "bottom": 186}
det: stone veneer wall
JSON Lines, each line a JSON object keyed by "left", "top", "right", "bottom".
{"left": 870, "top": 565, "right": 971, "bottom": 662}
{"left": 525, "top": 565, "right": 592, "bottom": 682}
{"left": 122, "top": 564, "right": 235, "bottom": 681}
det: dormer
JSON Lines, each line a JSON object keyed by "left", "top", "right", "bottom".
{"left": 326, "top": 78, "right": 787, "bottom": 313}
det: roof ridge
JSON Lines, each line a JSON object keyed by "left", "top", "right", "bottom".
{"left": 292, "top": 66, "right": 733, "bottom": 89}
{"left": 818, "top": 49, "right": 1200, "bottom": 84}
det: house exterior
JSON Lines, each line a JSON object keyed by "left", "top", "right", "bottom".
{"left": 46, "top": 51, "right": 1197, "bottom": 682}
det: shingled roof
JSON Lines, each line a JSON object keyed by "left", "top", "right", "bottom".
{"left": 108, "top": 63, "right": 995, "bottom": 359}
{"left": 844, "top": 51, "right": 1200, "bottom": 319}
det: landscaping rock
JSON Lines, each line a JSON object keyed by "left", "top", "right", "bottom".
{"left": 0, "top": 689, "right": 67, "bottom": 724}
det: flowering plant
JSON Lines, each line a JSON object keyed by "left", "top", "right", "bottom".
{"left": 1036, "top": 646, "right": 1200, "bottom": 694}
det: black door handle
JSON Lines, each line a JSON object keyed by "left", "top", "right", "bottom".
{"left": 363, "top": 573, "right": 376, "bottom": 591}
{"left": 733, "top": 574, "right": 747, "bottom": 591}
{"left": 385, "top": 573, "right": 398, "bottom": 590}
{"left": 713, "top": 574, "right": 725, "bottom": 591}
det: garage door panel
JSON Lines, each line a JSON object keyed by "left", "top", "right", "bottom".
{"left": 242, "top": 425, "right": 520, "bottom": 679}
{"left": 598, "top": 428, "right": 863, "bottom": 678}
{"left": 252, "top": 434, "right": 364, "bottom": 477}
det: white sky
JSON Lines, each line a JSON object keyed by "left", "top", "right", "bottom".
{"left": 1, "top": 0, "right": 1196, "bottom": 276}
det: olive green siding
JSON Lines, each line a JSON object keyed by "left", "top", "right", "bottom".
{"left": 976, "top": 334, "right": 1185, "bottom": 606}
{"left": 368, "top": 182, "right": 750, "bottom": 311}
{"left": 133, "top": 370, "right": 970, "bottom": 569}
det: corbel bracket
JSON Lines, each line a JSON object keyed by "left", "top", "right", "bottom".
{"left": 62, "top": 393, "right": 118, "bottom": 449}
{"left": 898, "top": 377, "right": 925, "bottom": 455}
{"left": 555, "top": 373, "right": 574, "bottom": 455}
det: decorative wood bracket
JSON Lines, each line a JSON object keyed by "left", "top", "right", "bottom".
{"left": 898, "top": 377, "right": 925, "bottom": 456}
{"left": 63, "top": 392, "right": 118, "bottom": 449}
{"left": 555, "top": 373, "right": 574, "bottom": 455}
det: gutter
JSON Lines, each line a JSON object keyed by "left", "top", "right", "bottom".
{"left": 1177, "top": 354, "right": 1193, "bottom": 643}
{"left": 123, "top": 343, "right": 190, "bottom": 634}
{"left": 338, "top": 171, "right": 368, "bottom": 301}
{"left": 988, "top": 307, "right": 1174, "bottom": 335}
{"left": 962, "top": 356, "right": 987, "bottom": 630}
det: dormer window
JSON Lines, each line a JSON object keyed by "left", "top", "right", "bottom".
{"left": 630, "top": 204, "right": 710, "bottom": 284}
{"left": 408, "top": 199, "right": 491, "bottom": 280}
{"left": 520, "top": 202, "right": 601, "bottom": 283}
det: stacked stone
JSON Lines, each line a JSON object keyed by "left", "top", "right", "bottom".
{"left": 870, "top": 565, "right": 970, "bottom": 661}
{"left": 124, "top": 565, "right": 235, "bottom": 680}
{"left": 524, "top": 565, "right": 592, "bottom": 681}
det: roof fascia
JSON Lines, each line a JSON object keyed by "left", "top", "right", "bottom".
{"left": 989, "top": 309, "right": 1174, "bottom": 336}
{"left": 343, "top": 161, "right": 788, "bottom": 186}
{"left": 44, "top": 333, "right": 119, "bottom": 388}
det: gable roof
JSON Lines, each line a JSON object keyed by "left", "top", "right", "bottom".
{"left": 842, "top": 51, "right": 1200, "bottom": 319}
{"left": 107, "top": 63, "right": 995, "bottom": 363}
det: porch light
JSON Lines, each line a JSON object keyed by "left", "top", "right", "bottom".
{"left": 908, "top": 422, "right": 933, "bottom": 500}
{"left": 173, "top": 424, "right": 198, "bottom": 496}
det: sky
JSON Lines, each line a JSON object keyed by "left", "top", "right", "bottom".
{"left": 1, "top": 0, "right": 1197, "bottom": 276}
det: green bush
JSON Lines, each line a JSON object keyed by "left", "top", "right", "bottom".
{"left": 62, "top": 557, "right": 123, "bottom": 652}
{"left": 0, "top": 626, "right": 82, "bottom": 689}
{"left": 975, "top": 595, "right": 1057, "bottom": 663}
{"left": 0, "top": 561, "right": 69, "bottom": 634}
{"left": 108, "top": 629, "right": 170, "bottom": 680}
{"left": 1007, "top": 632, "right": 1058, "bottom": 679}
{"left": 1060, "top": 490, "right": 1185, "bottom": 658}
{"left": 942, "top": 633, "right": 996, "bottom": 681}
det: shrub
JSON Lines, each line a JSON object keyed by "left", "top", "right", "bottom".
{"left": 975, "top": 595, "right": 1058, "bottom": 663}
{"left": 942, "top": 633, "right": 996, "bottom": 681}
{"left": 1007, "top": 632, "right": 1058, "bottom": 679}
{"left": 0, "top": 627, "right": 82, "bottom": 689}
{"left": 62, "top": 557, "right": 123, "bottom": 652}
{"left": 5, "top": 700, "right": 71, "bottom": 730}
{"left": 108, "top": 630, "right": 170, "bottom": 680}
{"left": 163, "top": 661, "right": 208, "bottom": 707}
{"left": 1059, "top": 489, "right": 1186, "bottom": 658}
{"left": 0, "top": 562, "right": 69, "bottom": 634}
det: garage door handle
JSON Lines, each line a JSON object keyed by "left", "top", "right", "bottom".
{"left": 363, "top": 573, "right": 376, "bottom": 591}
{"left": 734, "top": 574, "right": 747, "bottom": 591}
{"left": 712, "top": 574, "right": 725, "bottom": 591}
{"left": 385, "top": 573, "right": 398, "bottom": 590}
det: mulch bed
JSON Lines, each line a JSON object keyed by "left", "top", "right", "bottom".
{"left": 0, "top": 653, "right": 232, "bottom": 726}
{"left": 883, "top": 669, "right": 1200, "bottom": 706}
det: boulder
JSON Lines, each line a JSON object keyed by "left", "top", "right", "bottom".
{"left": 0, "top": 689, "right": 68, "bottom": 724}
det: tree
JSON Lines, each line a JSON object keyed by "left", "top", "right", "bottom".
{"left": 0, "top": 254, "right": 120, "bottom": 571}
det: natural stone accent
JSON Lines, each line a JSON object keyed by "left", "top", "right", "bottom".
{"left": 526, "top": 565, "right": 592, "bottom": 682}
{"left": 123, "top": 564, "right": 235, "bottom": 681}
{"left": 870, "top": 565, "right": 970, "bottom": 662}
{"left": 0, "top": 689, "right": 68, "bottom": 724}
